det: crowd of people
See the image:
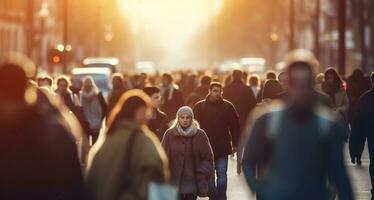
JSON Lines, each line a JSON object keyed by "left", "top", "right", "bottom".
{"left": 0, "top": 50, "right": 373, "bottom": 200}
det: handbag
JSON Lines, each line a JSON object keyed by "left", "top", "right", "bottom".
{"left": 190, "top": 137, "right": 209, "bottom": 197}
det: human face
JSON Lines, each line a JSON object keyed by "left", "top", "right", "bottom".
{"left": 209, "top": 86, "right": 222, "bottom": 102}
{"left": 326, "top": 74, "right": 335, "bottom": 85}
{"left": 178, "top": 113, "right": 192, "bottom": 128}
{"left": 278, "top": 73, "right": 288, "bottom": 90}
{"left": 134, "top": 106, "right": 149, "bottom": 125}
{"left": 161, "top": 76, "right": 170, "bottom": 87}
{"left": 83, "top": 79, "right": 93, "bottom": 92}
{"left": 58, "top": 80, "right": 68, "bottom": 92}
{"left": 151, "top": 92, "right": 162, "bottom": 109}
{"left": 288, "top": 67, "right": 313, "bottom": 105}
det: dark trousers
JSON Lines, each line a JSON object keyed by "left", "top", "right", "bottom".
{"left": 368, "top": 134, "right": 374, "bottom": 196}
{"left": 179, "top": 194, "right": 197, "bottom": 200}
{"left": 209, "top": 156, "right": 228, "bottom": 200}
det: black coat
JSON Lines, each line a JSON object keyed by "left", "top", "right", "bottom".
{"left": 161, "top": 88, "right": 184, "bottom": 120}
{"left": 0, "top": 94, "right": 85, "bottom": 199}
{"left": 148, "top": 109, "right": 169, "bottom": 141}
{"left": 223, "top": 80, "right": 256, "bottom": 130}
{"left": 193, "top": 97, "right": 240, "bottom": 160}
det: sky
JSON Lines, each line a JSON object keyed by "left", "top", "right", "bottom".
{"left": 119, "top": 0, "right": 223, "bottom": 68}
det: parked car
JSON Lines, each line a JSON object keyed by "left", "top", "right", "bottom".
{"left": 83, "top": 57, "right": 119, "bottom": 73}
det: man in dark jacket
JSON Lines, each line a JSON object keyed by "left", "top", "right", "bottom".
{"left": 108, "top": 73, "right": 127, "bottom": 114}
{"left": 193, "top": 82, "right": 240, "bottom": 200}
{"left": 0, "top": 58, "right": 85, "bottom": 199}
{"left": 351, "top": 72, "right": 374, "bottom": 198}
{"left": 143, "top": 86, "right": 169, "bottom": 141}
{"left": 242, "top": 50, "right": 353, "bottom": 200}
{"left": 160, "top": 73, "right": 184, "bottom": 120}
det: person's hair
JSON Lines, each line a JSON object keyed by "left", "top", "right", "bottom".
{"left": 200, "top": 75, "right": 212, "bottom": 86}
{"left": 143, "top": 86, "right": 160, "bottom": 97}
{"left": 262, "top": 79, "right": 283, "bottom": 100}
{"left": 0, "top": 63, "right": 28, "bottom": 101}
{"left": 277, "top": 71, "right": 287, "bottom": 80}
{"left": 249, "top": 74, "right": 260, "bottom": 86}
{"left": 324, "top": 67, "right": 343, "bottom": 90}
{"left": 56, "top": 75, "right": 71, "bottom": 87}
{"left": 351, "top": 68, "right": 364, "bottom": 80}
{"left": 106, "top": 90, "right": 152, "bottom": 135}
{"left": 112, "top": 73, "right": 124, "bottom": 81}
{"left": 287, "top": 61, "right": 315, "bottom": 85}
{"left": 162, "top": 73, "right": 173, "bottom": 83}
{"left": 232, "top": 70, "right": 243, "bottom": 81}
{"left": 266, "top": 71, "right": 277, "bottom": 80}
{"left": 81, "top": 76, "right": 99, "bottom": 91}
{"left": 209, "top": 82, "right": 223, "bottom": 90}
{"left": 38, "top": 75, "right": 53, "bottom": 86}
{"left": 370, "top": 72, "right": 374, "bottom": 85}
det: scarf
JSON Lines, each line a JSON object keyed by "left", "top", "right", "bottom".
{"left": 175, "top": 121, "right": 198, "bottom": 137}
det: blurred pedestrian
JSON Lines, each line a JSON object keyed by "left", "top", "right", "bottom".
{"left": 249, "top": 74, "right": 261, "bottom": 97}
{"left": 80, "top": 76, "right": 107, "bottom": 145}
{"left": 277, "top": 71, "right": 288, "bottom": 91}
{"left": 0, "top": 54, "right": 85, "bottom": 199}
{"left": 186, "top": 75, "right": 212, "bottom": 108}
{"left": 55, "top": 75, "right": 80, "bottom": 109}
{"left": 108, "top": 73, "right": 126, "bottom": 114}
{"left": 143, "top": 86, "right": 169, "bottom": 141}
{"left": 162, "top": 106, "right": 214, "bottom": 200}
{"left": 193, "top": 82, "right": 240, "bottom": 200}
{"left": 242, "top": 50, "right": 353, "bottom": 200}
{"left": 86, "top": 90, "right": 169, "bottom": 200}
{"left": 160, "top": 73, "right": 184, "bottom": 120}
{"left": 315, "top": 73, "right": 325, "bottom": 93}
{"left": 259, "top": 79, "right": 283, "bottom": 103}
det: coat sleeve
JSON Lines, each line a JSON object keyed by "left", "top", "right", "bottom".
{"left": 227, "top": 102, "right": 241, "bottom": 147}
{"left": 196, "top": 131, "right": 214, "bottom": 178}
{"left": 328, "top": 125, "right": 354, "bottom": 200}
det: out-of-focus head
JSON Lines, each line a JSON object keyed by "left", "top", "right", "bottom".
{"left": 277, "top": 71, "right": 288, "bottom": 90}
{"left": 324, "top": 67, "right": 342, "bottom": 89}
{"left": 112, "top": 73, "right": 124, "bottom": 89}
{"left": 38, "top": 75, "right": 53, "bottom": 88}
{"left": 176, "top": 106, "right": 194, "bottom": 128}
{"left": 143, "top": 86, "right": 161, "bottom": 109}
{"left": 0, "top": 53, "right": 35, "bottom": 104}
{"left": 266, "top": 71, "right": 277, "bottom": 80}
{"left": 315, "top": 73, "right": 325, "bottom": 84}
{"left": 351, "top": 68, "right": 364, "bottom": 80}
{"left": 162, "top": 73, "right": 173, "bottom": 86}
{"left": 284, "top": 49, "right": 319, "bottom": 105}
{"left": 107, "top": 90, "right": 152, "bottom": 129}
{"left": 209, "top": 82, "right": 223, "bottom": 102}
{"left": 82, "top": 76, "right": 96, "bottom": 92}
{"left": 249, "top": 74, "right": 260, "bottom": 87}
{"left": 262, "top": 79, "right": 283, "bottom": 100}
{"left": 200, "top": 75, "right": 212, "bottom": 86}
{"left": 56, "top": 76, "right": 70, "bottom": 92}
{"left": 242, "top": 71, "right": 248, "bottom": 82}
{"left": 232, "top": 70, "right": 243, "bottom": 81}
{"left": 370, "top": 72, "right": 374, "bottom": 86}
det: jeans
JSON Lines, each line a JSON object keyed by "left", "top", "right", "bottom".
{"left": 209, "top": 156, "right": 228, "bottom": 200}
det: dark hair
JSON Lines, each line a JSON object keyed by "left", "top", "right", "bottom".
{"left": 200, "top": 75, "right": 212, "bottom": 86}
{"left": 249, "top": 74, "right": 260, "bottom": 86}
{"left": 232, "top": 70, "right": 243, "bottom": 81}
{"left": 370, "top": 72, "right": 374, "bottom": 85}
{"left": 162, "top": 73, "right": 173, "bottom": 83}
{"left": 262, "top": 79, "right": 283, "bottom": 100}
{"left": 278, "top": 71, "right": 287, "bottom": 80}
{"left": 143, "top": 86, "right": 160, "bottom": 97}
{"left": 107, "top": 90, "right": 152, "bottom": 135}
{"left": 324, "top": 67, "right": 343, "bottom": 91}
{"left": 209, "top": 82, "right": 223, "bottom": 90}
{"left": 0, "top": 63, "right": 28, "bottom": 101}
{"left": 56, "top": 75, "right": 70, "bottom": 87}
{"left": 287, "top": 61, "right": 314, "bottom": 85}
{"left": 266, "top": 71, "right": 277, "bottom": 80}
{"left": 38, "top": 75, "right": 53, "bottom": 86}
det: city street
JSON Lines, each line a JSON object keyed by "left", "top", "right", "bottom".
{"left": 199, "top": 144, "right": 372, "bottom": 200}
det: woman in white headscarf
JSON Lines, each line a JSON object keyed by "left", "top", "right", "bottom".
{"left": 161, "top": 106, "right": 214, "bottom": 200}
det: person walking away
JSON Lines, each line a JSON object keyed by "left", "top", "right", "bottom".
{"left": 193, "top": 82, "right": 240, "bottom": 200}
{"left": 223, "top": 70, "right": 256, "bottom": 174}
{"left": 258, "top": 79, "right": 283, "bottom": 106}
{"left": 242, "top": 50, "right": 353, "bottom": 200}
{"left": 160, "top": 73, "right": 184, "bottom": 120}
{"left": 108, "top": 73, "right": 127, "bottom": 114}
{"left": 351, "top": 72, "right": 374, "bottom": 199}
{"left": 277, "top": 71, "right": 288, "bottom": 91}
{"left": 80, "top": 76, "right": 107, "bottom": 145}
{"left": 249, "top": 74, "right": 261, "bottom": 97}
{"left": 0, "top": 54, "right": 85, "bottom": 199}
{"left": 144, "top": 86, "right": 169, "bottom": 141}
{"left": 322, "top": 68, "right": 349, "bottom": 139}
{"left": 162, "top": 106, "right": 214, "bottom": 200}
{"left": 86, "top": 90, "right": 169, "bottom": 200}
{"left": 186, "top": 75, "right": 212, "bottom": 108}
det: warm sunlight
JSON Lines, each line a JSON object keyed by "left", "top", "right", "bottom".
{"left": 119, "top": 0, "right": 223, "bottom": 67}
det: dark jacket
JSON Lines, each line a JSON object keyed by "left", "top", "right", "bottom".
{"left": 186, "top": 85, "right": 210, "bottom": 108}
{"left": 193, "top": 97, "right": 240, "bottom": 160}
{"left": 0, "top": 91, "right": 85, "bottom": 200}
{"left": 242, "top": 104, "right": 353, "bottom": 200}
{"left": 223, "top": 79, "right": 256, "bottom": 130}
{"left": 161, "top": 127, "right": 214, "bottom": 195}
{"left": 107, "top": 87, "right": 126, "bottom": 115}
{"left": 148, "top": 109, "right": 169, "bottom": 141}
{"left": 161, "top": 86, "right": 184, "bottom": 120}
{"left": 86, "top": 120, "right": 169, "bottom": 200}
